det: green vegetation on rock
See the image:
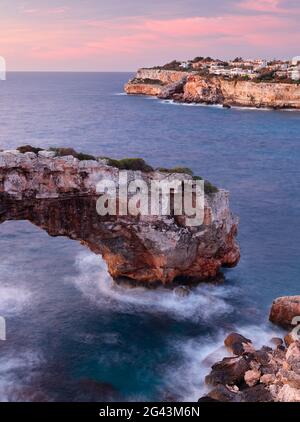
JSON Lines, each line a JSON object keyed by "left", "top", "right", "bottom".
{"left": 49, "top": 147, "right": 96, "bottom": 161}
{"left": 17, "top": 145, "right": 44, "bottom": 154}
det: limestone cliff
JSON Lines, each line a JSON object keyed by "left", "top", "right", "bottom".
{"left": 125, "top": 69, "right": 300, "bottom": 109}
{"left": 0, "top": 149, "right": 239, "bottom": 285}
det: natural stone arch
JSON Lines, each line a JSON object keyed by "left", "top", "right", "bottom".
{"left": 0, "top": 150, "right": 240, "bottom": 285}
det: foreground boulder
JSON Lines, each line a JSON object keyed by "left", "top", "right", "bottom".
{"left": 269, "top": 296, "right": 300, "bottom": 329}
{"left": 224, "top": 332, "right": 253, "bottom": 356}
{"left": 205, "top": 356, "right": 250, "bottom": 386}
{"left": 201, "top": 296, "right": 300, "bottom": 402}
{"left": 0, "top": 148, "right": 240, "bottom": 285}
{"left": 201, "top": 320, "right": 300, "bottom": 401}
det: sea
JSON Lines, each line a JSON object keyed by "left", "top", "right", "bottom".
{"left": 0, "top": 72, "right": 299, "bottom": 401}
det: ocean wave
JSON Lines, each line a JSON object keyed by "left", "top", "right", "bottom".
{"left": 160, "top": 99, "right": 300, "bottom": 112}
{"left": 0, "top": 286, "right": 32, "bottom": 316}
{"left": 67, "top": 251, "right": 237, "bottom": 323}
{"left": 0, "top": 352, "right": 43, "bottom": 402}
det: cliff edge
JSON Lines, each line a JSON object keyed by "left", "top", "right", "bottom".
{"left": 125, "top": 68, "right": 300, "bottom": 109}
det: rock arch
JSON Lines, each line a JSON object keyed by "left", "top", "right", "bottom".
{"left": 0, "top": 150, "right": 240, "bottom": 285}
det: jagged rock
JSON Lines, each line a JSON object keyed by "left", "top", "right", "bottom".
{"left": 202, "top": 299, "right": 300, "bottom": 402}
{"left": 203, "top": 385, "right": 241, "bottom": 402}
{"left": 260, "top": 373, "right": 276, "bottom": 385}
{"left": 173, "top": 286, "right": 191, "bottom": 297}
{"left": 284, "top": 332, "right": 296, "bottom": 347}
{"left": 224, "top": 332, "right": 253, "bottom": 356}
{"left": 251, "top": 349, "right": 271, "bottom": 367}
{"left": 244, "top": 369, "right": 261, "bottom": 387}
{"left": 269, "top": 296, "right": 300, "bottom": 329}
{"left": 158, "top": 77, "right": 187, "bottom": 100}
{"left": 277, "top": 369, "right": 300, "bottom": 389}
{"left": 198, "top": 396, "right": 220, "bottom": 402}
{"left": 241, "top": 384, "right": 273, "bottom": 402}
{"left": 276, "top": 384, "right": 300, "bottom": 402}
{"left": 0, "top": 149, "right": 240, "bottom": 285}
{"left": 286, "top": 342, "right": 300, "bottom": 373}
{"left": 205, "top": 356, "right": 250, "bottom": 386}
{"left": 271, "top": 337, "right": 284, "bottom": 347}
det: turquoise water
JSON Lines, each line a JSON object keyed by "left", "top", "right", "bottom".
{"left": 0, "top": 73, "right": 299, "bottom": 401}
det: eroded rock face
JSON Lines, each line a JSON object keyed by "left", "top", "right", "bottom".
{"left": 0, "top": 149, "right": 240, "bottom": 285}
{"left": 125, "top": 69, "right": 300, "bottom": 109}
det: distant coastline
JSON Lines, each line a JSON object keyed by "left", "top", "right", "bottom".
{"left": 124, "top": 57, "right": 300, "bottom": 110}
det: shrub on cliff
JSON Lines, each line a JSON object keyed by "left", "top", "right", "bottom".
{"left": 158, "top": 167, "right": 194, "bottom": 176}
{"left": 161, "top": 60, "right": 183, "bottom": 71}
{"left": 132, "top": 78, "right": 164, "bottom": 86}
{"left": 193, "top": 175, "right": 219, "bottom": 194}
{"left": 17, "top": 145, "right": 44, "bottom": 154}
{"left": 49, "top": 147, "right": 96, "bottom": 161}
{"left": 103, "top": 157, "right": 154, "bottom": 172}
{"left": 204, "top": 180, "right": 219, "bottom": 195}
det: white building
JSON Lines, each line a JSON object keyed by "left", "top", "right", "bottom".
{"left": 291, "top": 56, "right": 300, "bottom": 66}
{"left": 179, "top": 62, "right": 190, "bottom": 69}
{"left": 290, "top": 68, "right": 300, "bottom": 81}
{"left": 288, "top": 56, "right": 300, "bottom": 80}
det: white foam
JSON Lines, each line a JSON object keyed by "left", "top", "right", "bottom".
{"left": 0, "top": 352, "right": 43, "bottom": 402}
{"left": 0, "top": 286, "right": 32, "bottom": 316}
{"left": 68, "top": 251, "right": 236, "bottom": 322}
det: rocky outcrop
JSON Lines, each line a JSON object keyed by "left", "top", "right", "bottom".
{"left": 0, "top": 149, "right": 240, "bottom": 286}
{"left": 270, "top": 296, "right": 300, "bottom": 329}
{"left": 201, "top": 295, "right": 300, "bottom": 402}
{"left": 124, "top": 68, "right": 191, "bottom": 97}
{"left": 200, "top": 332, "right": 300, "bottom": 402}
{"left": 125, "top": 69, "right": 300, "bottom": 109}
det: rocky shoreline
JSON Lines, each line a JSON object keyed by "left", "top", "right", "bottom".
{"left": 125, "top": 69, "right": 300, "bottom": 109}
{"left": 199, "top": 296, "right": 300, "bottom": 402}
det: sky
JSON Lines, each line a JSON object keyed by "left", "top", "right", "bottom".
{"left": 1, "top": 0, "right": 300, "bottom": 71}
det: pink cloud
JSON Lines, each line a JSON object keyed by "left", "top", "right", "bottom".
{"left": 21, "top": 6, "right": 69, "bottom": 16}
{"left": 1, "top": 9, "right": 299, "bottom": 70}
{"left": 239, "top": 0, "right": 300, "bottom": 13}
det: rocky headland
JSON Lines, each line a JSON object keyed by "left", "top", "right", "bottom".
{"left": 0, "top": 147, "right": 239, "bottom": 286}
{"left": 200, "top": 296, "right": 300, "bottom": 402}
{"left": 125, "top": 68, "right": 300, "bottom": 109}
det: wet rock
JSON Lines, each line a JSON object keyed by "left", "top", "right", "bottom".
{"left": 271, "top": 337, "right": 283, "bottom": 347}
{"left": 198, "top": 396, "right": 220, "bottom": 402}
{"left": 224, "top": 332, "right": 252, "bottom": 356}
{"left": 205, "top": 356, "right": 249, "bottom": 386}
{"left": 203, "top": 385, "right": 241, "bottom": 402}
{"left": 251, "top": 349, "right": 271, "bottom": 367}
{"left": 241, "top": 384, "right": 273, "bottom": 402}
{"left": 269, "top": 296, "right": 300, "bottom": 329}
{"left": 174, "top": 286, "right": 191, "bottom": 298}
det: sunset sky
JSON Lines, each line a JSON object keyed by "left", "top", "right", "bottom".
{"left": 1, "top": 0, "right": 300, "bottom": 71}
